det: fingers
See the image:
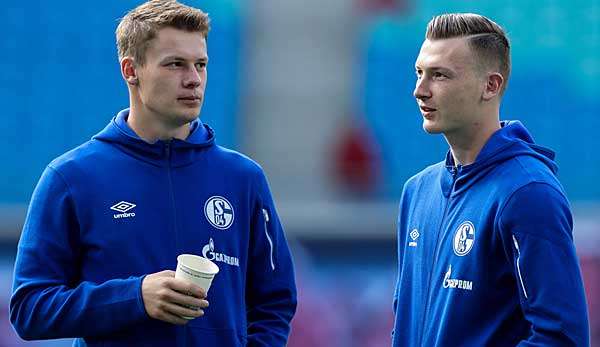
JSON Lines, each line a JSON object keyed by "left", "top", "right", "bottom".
{"left": 169, "top": 290, "right": 210, "bottom": 310}
{"left": 167, "top": 278, "right": 207, "bottom": 299}
{"left": 161, "top": 301, "right": 206, "bottom": 321}
{"left": 142, "top": 270, "right": 210, "bottom": 325}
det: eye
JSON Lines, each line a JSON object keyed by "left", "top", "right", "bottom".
{"left": 166, "top": 61, "right": 183, "bottom": 68}
{"left": 433, "top": 71, "right": 447, "bottom": 80}
{"left": 195, "top": 62, "right": 207, "bottom": 70}
{"left": 415, "top": 69, "right": 423, "bottom": 79}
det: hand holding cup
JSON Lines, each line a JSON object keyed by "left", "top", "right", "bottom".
{"left": 141, "top": 270, "right": 210, "bottom": 325}
{"left": 174, "top": 254, "right": 219, "bottom": 319}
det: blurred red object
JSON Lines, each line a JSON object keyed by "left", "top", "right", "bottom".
{"left": 580, "top": 255, "right": 600, "bottom": 344}
{"left": 332, "top": 122, "right": 381, "bottom": 196}
{"left": 354, "top": 0, "right": 411, "bottom": 14}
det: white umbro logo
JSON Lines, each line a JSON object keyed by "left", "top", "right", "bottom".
{"left": 409, "top": 229, "right": 420, "bottom": 247}
{"left": 111, "top": 201, "right": 136, "bottom": 213}
{"left": 111, "top": 201, "right": 136, "bottom": 219}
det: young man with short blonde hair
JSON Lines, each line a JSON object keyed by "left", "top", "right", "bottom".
{"left": 10, "top": 1, "right": 297, "bottom": 346}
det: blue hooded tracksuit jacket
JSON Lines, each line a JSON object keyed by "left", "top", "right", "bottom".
{"left": 392, "top": 121, "right": 589, "bottom": 346}
{"left": 10, "top": 110, "right": 297, "bottom": 346}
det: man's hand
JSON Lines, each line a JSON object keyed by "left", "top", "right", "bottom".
{"left": 141, "top": 270, "right": 209, "bottom": 325}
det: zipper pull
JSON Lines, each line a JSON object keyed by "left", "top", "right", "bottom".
{"left": 164, "top": 142, "right": 171, "bottom": 159}
{"left": 512, "top": 234, "right": 529, "bottom": 299}
{"left": 262, "top": 208, "right": 275, "bottom": 270}
{"left": 449, "top": 166, "right": 457, "bottom": 177}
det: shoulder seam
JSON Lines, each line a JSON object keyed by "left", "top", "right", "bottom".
{"left": 497, "top": 181, "right": 569, "bottom": 245}
{"left": 46, "top": 165, "right": 82, "bottom": 233}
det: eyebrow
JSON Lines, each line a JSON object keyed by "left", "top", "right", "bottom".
{"left": 161, "top": 55, "right": 209, "bottom": 63}
{"left": 415, "top": 65, "right": 451, "bottom": 72}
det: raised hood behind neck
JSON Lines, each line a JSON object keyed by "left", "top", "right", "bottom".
{"left": 440, "top": 120, "right": 557, "bottom": 197}
{"left": 93, "top": 109, "right": 216, "bottom": 167}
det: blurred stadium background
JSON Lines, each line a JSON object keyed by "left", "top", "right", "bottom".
{"left": 1, "top": 0, "right": 598, "bottom": 346}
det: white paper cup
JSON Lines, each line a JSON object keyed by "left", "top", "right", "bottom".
{"left": 175, "top": 254, "right": 219, "bottom": 319}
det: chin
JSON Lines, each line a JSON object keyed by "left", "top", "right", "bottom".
{"left": 422, "top": 121, "right": 443, "bottom": 134}
{"left": 177, "top": 108, "right": 201, "bottom": 122}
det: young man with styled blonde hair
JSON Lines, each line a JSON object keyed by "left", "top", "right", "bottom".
{"left": 392, "top": 13, "right": 589, "bottom": 346}
{"left": 10, "top": 1, "right": 297, "bottom": 346}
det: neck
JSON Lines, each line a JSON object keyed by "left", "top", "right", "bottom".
{"left": 446, "top": 117, "right": 501, "bottom": 167}
{"left": 127, "top": 102, "right": 191, "bottom": 143}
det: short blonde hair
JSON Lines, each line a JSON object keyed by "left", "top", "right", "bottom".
{"left": 426, "top": 13, "right": 510, "bottom": 94}
{"left": 116, "top": 0, "right": 210, "bottom": 66}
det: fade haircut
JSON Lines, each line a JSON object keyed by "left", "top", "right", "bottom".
{"left": 116, "top": 0, "right": 210, "bottom": 66}
{"left": 426, "top": 13, "right": 510, "bottom": 93}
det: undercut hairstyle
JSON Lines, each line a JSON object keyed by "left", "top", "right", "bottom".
{"left": 116, "top": 0, "right": 210, "bottom": 66}
{"left": 426, "top": 13, "right": 510, "bottom": 93}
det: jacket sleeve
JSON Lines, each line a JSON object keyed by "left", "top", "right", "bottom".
{"left": 245, "top": 169, "right": 297, "bottom": 347}
{"left": 10, "top": 166, "right": 148, "bottom": 340}
{"left": 499, "top": 182, "right": 590, "bottom": 346}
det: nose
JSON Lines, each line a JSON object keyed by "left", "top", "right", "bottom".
{"left": 183, "top": 67, "right": 202, "bottom": 89}
{"left": 413, "top": 77, "right": 431, "bottom": 100}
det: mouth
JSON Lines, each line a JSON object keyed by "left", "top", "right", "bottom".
{"left": 419, "top": 105, "right": 437, "bottom": 118}
{"left": 178, "top": 96, "right": 202, "bottom": 106}
{"left": 178, "top": 95, "right": 201, "bottom": 100}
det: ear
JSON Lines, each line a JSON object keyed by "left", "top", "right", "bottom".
{"left": 482, "top": 72, "right": 503, "bottom": 100}
{"left": 121, "top": 57, "right": 139, "bottom": 86}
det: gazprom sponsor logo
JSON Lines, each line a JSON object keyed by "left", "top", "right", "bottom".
{"left": 442, "top": 265, "right": 473, "bottom": 291}
{"left": 110, "top": 201, "right": 136, "bottom": 219}
{"left": 202, "top": 238, "right": 239, "bottom": 267}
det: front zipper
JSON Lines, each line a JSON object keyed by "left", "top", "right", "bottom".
{"left": 262, "top": 208, "right": 275, "bottom": 271}
{"left": 418, "top": 167, "right": 458, "bottom": 346}
{"left": 165, "top": 142, "right": 179, "bottom": 252}
{"left": 165, "top": 142, "right": 183, "bottom": 346}
{"left": 512, "top": 234, "right": 528, "bottom": 299}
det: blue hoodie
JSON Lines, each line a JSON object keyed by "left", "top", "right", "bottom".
{"left": 10, "top": 110, "right": 297, "bottom": 347}
{"left": 392, "top": 121, "right": 589, "bottom": 346}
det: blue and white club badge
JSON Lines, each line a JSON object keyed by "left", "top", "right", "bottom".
{"left": 453, "top": 221, "right": 475, "bottom": 256}
{"left": 204, "top": 196, "right": 235, "bottom": 230}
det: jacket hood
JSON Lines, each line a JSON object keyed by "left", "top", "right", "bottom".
{"left": 93, "top": 109, "right": 216, "bottom": 167}
{"left": 440, "top": 120, "right": 557, "bottom": 197}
